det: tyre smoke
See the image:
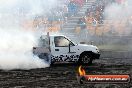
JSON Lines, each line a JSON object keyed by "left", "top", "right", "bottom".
{"left": 104, "top": 0, "right": 132, "bottom": 35}
{"left": 0, "top": 28, "right": 49, "bottom": 70}
{"left": 0, "top": 0, "right": 60, "bottom": 70}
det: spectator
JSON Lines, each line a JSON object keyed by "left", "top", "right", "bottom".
{"left": 78, "top": 17, "right": 86, "bottom": 29}
{"left": 92, "top": 18, "right": 97, "bottom": 27}
{"left": 63, "top": 5, "right": 68, "bottom": 23}
{"left": 68, "top": 1, "right": 77, "bottom": 16}
{"left": 74, "top": 0, "right": 84, "bottom": 7}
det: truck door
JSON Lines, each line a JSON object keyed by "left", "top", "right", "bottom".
{"left": 51, "top": 36, "right": 78, "bottom": 62}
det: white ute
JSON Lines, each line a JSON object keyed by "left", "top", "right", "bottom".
{"left": 33, "top": 33, "right": 100, "bottom": 65}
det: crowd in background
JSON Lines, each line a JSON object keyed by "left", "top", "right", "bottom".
{"left": 78, "top": 0, "right": 117, "bottom": 28}
{"left": 76, "top": 0, "right": 113, "bottom": 35}
{"left": 76, "top": 0, "right": 131, "bottom": 36}
{"left": 32, "top": 0, "right": 85, "bottom": 32}
{"left": 28, "top": 0, "right": 131, "bottom": 35}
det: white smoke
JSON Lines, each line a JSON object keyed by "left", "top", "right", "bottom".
{"left": 0, "top": 28, "right": 49, "bottom": 70}
{"left": 0, "top": 0, "right": 61, "bottom": 70}
{"left": 104, "top": 0, "right": 132, "bottom": 35}
{"left": 105, "top": 0, "right": 130, "bottom": 20}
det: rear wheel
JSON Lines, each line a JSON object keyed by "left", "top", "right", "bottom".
{"left": 38, "top": 53, "right": 52, "bottom": 65}
{"left": 50, "top": 60, "right": 55, "bottom": 66}
{"left": 78, "top": 53, "right": 93, "bottom": 65}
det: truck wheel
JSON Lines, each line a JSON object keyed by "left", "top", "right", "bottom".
{"left": 50, "top": 61, "right": 54, "bottom": 66}
{"left": 38, "top": 53, "right": 51, "bottom": 65}
{"left": 78, "top": 53, "right": 93, "bottom": 65}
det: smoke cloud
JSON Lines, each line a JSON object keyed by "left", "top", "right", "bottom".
{"left": 0, "top": 0, "right": 61, "bottom": 70}
{"left": 104, "top": 0, "right": 132, "bottom": 35}
{"left": 0, "top": 28, "right": 49, "bottom": 70}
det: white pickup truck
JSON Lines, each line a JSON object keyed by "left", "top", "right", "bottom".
{"left": 33, "top": 33, "right": 100, "bottom": 65}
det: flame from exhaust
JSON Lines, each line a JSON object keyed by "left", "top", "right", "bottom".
{"left": 78, "top": 66, "right": 86, "bottom": 76}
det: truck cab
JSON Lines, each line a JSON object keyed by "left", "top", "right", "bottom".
{"left": 33, "top": 34, "right": 100, "bottom": 65}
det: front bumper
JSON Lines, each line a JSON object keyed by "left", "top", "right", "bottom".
{"left": 92, "top": 52, "right": 100, "bottom": 59}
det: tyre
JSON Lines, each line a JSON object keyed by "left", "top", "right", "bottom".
{"left": 38, "top": 53, "right": 52, "bottom": 65}
{"left": 78, "top": 53, "right": 93, "bottom": 65}
{"left": 50, "top": 61, "right": 55, "bottom": 66}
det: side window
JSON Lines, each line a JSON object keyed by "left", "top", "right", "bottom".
{"left": 54, "top": 36, "right": 70, "bottom": 47}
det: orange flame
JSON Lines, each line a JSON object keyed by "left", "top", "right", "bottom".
{"left": 78, "top": 66, "right": 86, "bottom": 76}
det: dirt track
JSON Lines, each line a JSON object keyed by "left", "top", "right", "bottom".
{"left": 0, "top": 58, "right": 132, "bottom": 88}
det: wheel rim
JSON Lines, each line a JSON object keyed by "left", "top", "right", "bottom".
{"left": 82, "top": 55, "right": 90, "bottom": 63}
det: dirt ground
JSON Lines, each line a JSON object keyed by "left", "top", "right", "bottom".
{"left": 0, "top": 58, "right": 132, "bottom": 88}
